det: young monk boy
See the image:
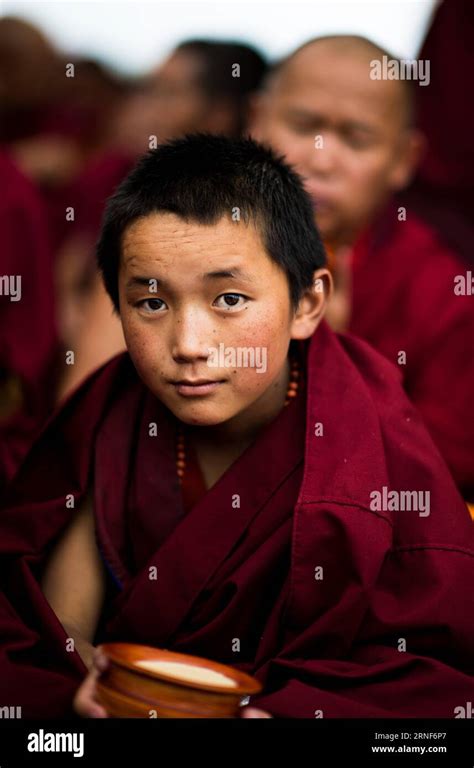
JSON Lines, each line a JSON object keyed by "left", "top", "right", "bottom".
{"left": 1, "top": 135, "right": 473, "bottom": 719}
{"left": 250, "top": 35, "right": 474, "bottom": 500}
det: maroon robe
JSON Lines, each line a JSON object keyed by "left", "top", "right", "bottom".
{"left": 69, "top": 150, "right": 135, "bottom": 246}
{"left": 414, "top": 0, "right": 474, "bottom": 231}
{"left": 0, "top": 151, "right": 58, "bottom": 489}
{"left": 406, "top": 0, "right": 474, "bottom": 258}
{"left": 350, "top": 203, "right": 474, "bottom": 499}
{"left": 59, "top": 150, "right": 135, "bottom": 283}
{"left": 1, "top": 322, "right": 473, "bottom": 718}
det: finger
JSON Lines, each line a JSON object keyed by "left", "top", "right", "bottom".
{"left": 93, "top": 646, "right": 110, "bottom": 672}
{"left": 73, "top": 668, "right": 108, "bottom": 719}
{"left": 240, "top": 707, "right": 273, "bottom": 718}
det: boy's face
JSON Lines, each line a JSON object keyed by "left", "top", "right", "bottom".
{"left": 118, "top": 212, "right": 325, "bottom": 429}
{"left": 251, "top": 43, "right": 419, "bottom": 247}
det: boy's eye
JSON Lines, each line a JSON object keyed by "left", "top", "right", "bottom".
{"left": 137, "top": 298, "right": 166, "bottom": 313}
{"left": 134, "top": 294, "right": 248, "bottom": 313}
{"left": 214, "top": 293, "right": 248, "bottom": 310}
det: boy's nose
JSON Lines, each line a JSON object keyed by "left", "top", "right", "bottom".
{"left": 170, "top": 312, "right": 213, "bottom": 363}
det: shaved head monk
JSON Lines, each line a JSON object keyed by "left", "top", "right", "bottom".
{"left": 251, "top": 35, "right": 474, "bottom": 499}
{"left": 1, "top": 135, "right": 474, "bottom": 719}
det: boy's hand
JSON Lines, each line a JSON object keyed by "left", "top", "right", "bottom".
{"left": 73, "top": 646, "right": 109, "bottom": 718}
{"left": 73, "top": 646, "right": 273, "bottom": 719}
{"left": 240, "top": 707, "right": 273, "bottom": 718}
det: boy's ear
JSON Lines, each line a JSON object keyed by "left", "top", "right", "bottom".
{"left": 290, "top": 268, "right": 333, "bottom": 340}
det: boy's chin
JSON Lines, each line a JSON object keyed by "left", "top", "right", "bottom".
{"left": 167, "top": 404, "right": 238, "bottom": 428}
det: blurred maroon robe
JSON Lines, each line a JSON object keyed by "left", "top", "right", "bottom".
{"left": 1, "top": 322, "right": 473, "bottom": 718}
{"left": 350, "top": 203, "right": 474, "bottom": 499}
{"left": 404, "top": 0, "right": 474, "bottom": 264}
{"left": 0, "top": 151, "right": 58, "bottom": 488}
{"left": 69, "top": 149, "right": 134, "bottom": 251}
{"left": 59, "top": 150, "right": 134, "bottom": 284}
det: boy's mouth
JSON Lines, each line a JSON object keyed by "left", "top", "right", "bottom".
{"left": 170, "top": 378, "right": 226, "bottom": 397}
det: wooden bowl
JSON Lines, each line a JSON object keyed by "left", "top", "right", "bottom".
{"left": 96, "top": 642, "right": 263, "bottom": 718}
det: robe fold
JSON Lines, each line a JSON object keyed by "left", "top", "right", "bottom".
{"left": 350, "top": 203, "right": 474, "bottom": 500}
{"left": 1, "top": 322, "right": 473, "bottom": 718}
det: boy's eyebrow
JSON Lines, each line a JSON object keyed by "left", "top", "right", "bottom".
{"left": 203, "top": 267, "right": 254, "bottom": 282}
{"left": 126, "top": 267, "right": 254, "bottom": 289}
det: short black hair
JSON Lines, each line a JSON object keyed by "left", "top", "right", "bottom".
{"left": 96, "top": 133, "right": 326, "bottom": 310}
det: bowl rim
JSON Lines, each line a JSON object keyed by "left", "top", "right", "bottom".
{"left": 99, "top": 642, "right": 263, "bottom": 696}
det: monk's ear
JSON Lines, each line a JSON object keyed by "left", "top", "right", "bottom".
{"left": 389, "top": 128, "right": 426, "bottom": 191}
{"left": 290, "top": 268, "right": 333, "bottom": 340}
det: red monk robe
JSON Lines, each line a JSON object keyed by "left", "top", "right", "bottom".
{"left": 349, "top": 202, "right": 474, "bottom": 501}
{"left": 70, "top": 150, "right": 135, "bottom": 246}
{"left": 405, "top": 0, "right": 474, "bottom": 264}
{"left": 57, "top": 150, "right": 134, "bottom": 288}
{"left": 0, "top": 152, "right": 58, "bottom": 489}
{"left": 1, "top": 322, "right": 473, "bottom": 718}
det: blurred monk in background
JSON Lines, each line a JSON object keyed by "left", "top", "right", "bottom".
{"left": 0, "top": 18, "right": 131, "bottom": 482}
{"left": 0, "top": 17, "right": 130, "bottom": 250}
{"left": 250, "top": 35, "right": 474, "bottom": 499}
{"left": 0, "top": 152, "right": 58, "bottom": 489}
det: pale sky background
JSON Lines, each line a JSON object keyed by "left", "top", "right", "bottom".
{"left": 1, "top": 0, "right": 439, "bottom": 75}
